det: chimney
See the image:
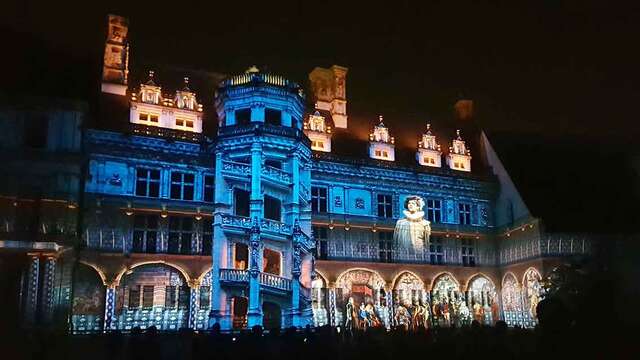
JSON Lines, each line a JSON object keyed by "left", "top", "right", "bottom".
{"left": 309, "top": 65, "right": 348, "bottom": 129}
{"left": 454, "top": 99, "right": 473, "bottom": 121}
{"left": 101, "top": 14, "right": 130, "bottom": 96}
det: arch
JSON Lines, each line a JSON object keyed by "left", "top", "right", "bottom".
{"left": 313, "top": 269, "right": 329, "bottom": 286}
{"left": 391, "top": 270, "right": 425, "bottom": 290}
{"left": 78, "top": 261, "right": 108, "bottom": 286}
{"left": 464, "top": 272, "right": 496, "bottom": 292}
{"left": 335, "top": 267, "right": 387, "bottom": 292}
{"left": 522, "top": 267, "right": 542, "bottom": 286}
{"left": 72, "top": 263, "right": 107, "bottom": 332}
{"left": 429, "top": 272, "right": 460, "bottom": 292}
{"left": 197, "top": 266, "right": 213, "bottom": 286}
{"left": 113, "top": 260, "right": 191, "bottom": 286}
{"left": 502, "top": 272, "right": 519, "bottom": 287}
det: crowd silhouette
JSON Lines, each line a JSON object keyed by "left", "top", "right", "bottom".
{"left": 2, "top": 296, "right": 634, "bottom": 360}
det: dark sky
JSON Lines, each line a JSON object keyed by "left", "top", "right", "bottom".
{"left": 2, "top": 0, "right": 639, "bottom": 233}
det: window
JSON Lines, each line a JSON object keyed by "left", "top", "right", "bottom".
{"left": 168, "top": 217, "right": 193, "bottom": 254}
{"left": 128, "top": 285, "right": 141, "bottom": 309}
{"left": 311, "top": 140, "right": 324, "bottom": 149}
{"left": 313, "top": 226, "right": 328, "bottom": 260}
{"left": 178, "top": 286, "right": 190, "bottom": 309}
{"left": 165, "top": 285, "right": 177, "bottom": 308}
{"left": 186, "top": 120, "right": 194, "bottom": 128}
{"left": 311, "top": 187, "right": 327, "bottom": 213}
{"left": 234, "top": 243, "right": 248, "bottom": 270}
{"left": 377, "top": 194, "right": 393, "bottom": 218}
{"left": 263, "top": 248, "right": 281, "bottom": 275}
{"left": 264, "top": 195, "right": 281, "bottom": 221}
{"left": 176, "top": 118, "right": 184, "bottom": 126}
{"left": 265, "top": 159, "right": 282, "bottom": 169}
{"left": 423, "top": 157, "right": 435, "bottom": 165}
{"left": 132, "top": 215, "right": 159, "bottom": 253}
{"left": 235, "top": 108, "right": 251, "bottom": 125}
{"left": 426, "top": 199, "right": 441, "bottom": 223}
{"left": 459, "top": 203, "right": 471, "bottom": 225}
{"left": 199, "top": 286, "right": 211, "bottom": 309}
{"left": 25, "top": 114, "right": 48, "bottom": 148}
{"left": 234, "top": 189, "right": 250, "bottom": 217}
{"left": 201, "top": 218, "right": 213, "bottom": 255}
{"left": 265, "top": 108, "right": 282, "bottom": 126}
{"left": 139, "top": 113, "right": 159, "bottom": 123}
{"left": 430, "top": 237, "right": 444, "bottom": 265}
{"left": 135, "top": 168, "right": 160, "bottom": 197}
{"left": 142, "top": 285, "right": 154, "bottom": 308}
{"left": 462, "top": 239, "right": 476, "bottom": 267}
{"left": 170, "top": 172, "right": 195, "bottom": 200}
{"left": 378, "top": 231, "right": 393, "bottom": 263}
{"left": 203, "top": 175, "right": 214, "bottom": 202}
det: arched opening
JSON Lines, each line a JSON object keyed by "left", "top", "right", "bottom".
{"left": 262, "top": 301, "right": 281, "bottom": 330}
{"left": 335, "top": 268, "right": 387, "bottom": 330}
{"left": 232, "top": 296, "right": 248, "bottom": 329}
{"left": 392, "top": 272, "right": 426, "bottom": 331}
{"left": 501, "top": 273, "right": 523, "bottom": 327}
{"left": 71, "top": 264, "right": 105, "bottom": 332}
{"left": 194, "top": 270, "right": 212, "bottom": 330}
{"left": 467, "top": 275, "right": 499, "bottom": 325}
{"left": 522, "top": 268, "right": 543, "bottom": 326}
{"left": 311, "top": 276, "right": 328, "bottom": 327}
{"left": 431, "top": 273, "right": 464, "bottom": 327}
{"left": 116, "top": 263, "right": 189, "bottom": 330}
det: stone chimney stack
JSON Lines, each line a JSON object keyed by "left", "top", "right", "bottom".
{"left": 454, "top": 99, "right": 474, "bottom": 121}
{"left": 309, "top": 65, "right": 348, "bottom": 129}
{"left": 101, "top": 14, "right": 129, "bottom": 96}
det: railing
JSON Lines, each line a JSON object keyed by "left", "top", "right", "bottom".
{"left": 219, "top": 268, "right": 249, "bottom": 283}
{"left": 260, "top": 272, "right": 291, "bottom": 292}
{"left": 130, "top": 123, "right": 203, "bottom": 143}
{"left": 499, "top": 234, "right": 591, "bottom": 265}
{"left": 220, "top": 214, "right": 253, "bottom": 230}
{"left": 326, "top": 241, "right": 498, "bottom": 267}
{"left": 222, "top": 160, "right": 251, "bottom": 177}
{"left": 261, "top": 165, "right": 291, "bottom": 183}
{"left": 260, "top": 218, "right": 292, "bottom": 235}
{"left": 217, "top": 124, "right": 310, "bottom": 146}
{"left": 83, "top": 227, "right": 208, "bottom": 255}
{"left": 219, "top": 269, "right": 292, "bottom": 292}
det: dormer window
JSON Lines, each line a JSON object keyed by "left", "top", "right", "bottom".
{"left": 416, "top": 123, "right": 442, "bottom": 168}
{"left": 369, "top": 115, "right": 395, "bottom": 161}
{"left": 447, "top": 129, "right": 472, "bottom": 172}
{"left": 139, "top": 113, "right": 159, "bottom": 124}
{"left": 304, "top": 110, "right": 332, "bottom": 152}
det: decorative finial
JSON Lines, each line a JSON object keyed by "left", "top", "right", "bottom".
{"left": 246, "top": 65, "right": 260, "bottom": 73}
{"left": 182, "top": 76, "right": 190, "bottom": 91}
{"left": 146, "top": 70, "right": 156, "bottom": 85}
{"left": 456, "top": 129, "right": 462, "bottom": 140}
{"left": 426, "top": 123, "right": 432, "bottom": 134}
{"left": 378, "top": 115, "right": 384, "bottom": 126}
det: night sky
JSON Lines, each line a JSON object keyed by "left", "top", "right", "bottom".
{"left": 2, "top": 0, "right": 639, "bottom": 233}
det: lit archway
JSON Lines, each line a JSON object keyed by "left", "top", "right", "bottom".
{"left": 467, "top": 274, "right": 498, "bottom": 325}
{"left": 335, "top": 268, "right": 388, "bottom": 330}
{"left": 71, "top": 263, "right": 106, "bottom": 332}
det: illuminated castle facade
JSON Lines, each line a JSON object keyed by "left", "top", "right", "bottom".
{"left": 0, "top": 15, "right": 591, "bottom": 332}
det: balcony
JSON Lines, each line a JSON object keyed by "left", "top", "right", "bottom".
{"left": 222, "top": 160, "right": 251, "bottom": 178}
{"left": 220, "top": 214, "right": 291, "bottom": 237}
{"left": 219, "top": 268, "right": 292, "bottom": 292}
{"left": 261, "top": 165, "right": 291, "bottom": 184}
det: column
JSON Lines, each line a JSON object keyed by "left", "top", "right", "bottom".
{"left": 327, "top": 288, "right": 337, "bottom": 327}
{"left": 247, "top": 219, "right": 262, "bottom": 327}
{"left": 250, "top": 142, "right": 263, "bottom": 219}
{"left": 103, "top": 285, "right": 116, "bottom": 331}
{"left": 188, "top": 281, "right": 199, "bottom": 329}
{"left": 24, "top": 255, "right": 40, "bottom": 326}
{"left": 290, "top": 234, "right": 302, "bottom": 326}
{"left": 210, "top": 152, "right": 224, "bottom": 326}
{"left": 40, "top": 256, "right": 57, "bottom": 324}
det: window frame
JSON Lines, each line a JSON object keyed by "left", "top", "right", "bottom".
{"left": 311, "top": 186, "right": 328, "bottom": 213}
{"left": 426, "top": 199, "right": 442, "bottom": 223}
{"left": 170, "top": 171, "right": 195, "bottom": 201}
{"left": 458, "top": 202, "right": 472, "bottom": 225}
{"left": 132, "top": 214, "right": 159, "bottom": 253}
{"left": 168, "top": 216, "right": 194, "bottom": 254}
{"left": 203, "top": 174, "right": 214, "bottom": 203}
{"left": 377, "top": 194, "right": 393, "bottom": 218}
{"left": 135, "top": 168, "right": 161, "bottom": 198}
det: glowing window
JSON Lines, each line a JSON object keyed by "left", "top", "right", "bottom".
{"left": 375, "top": 150, "right": 382, "bottom": 157}
{"left": 176, "top": 118, "right": 184, "bottom": 126}
{"left": 263, "top": 248, "right": 282, "bottom": 275}
{"left": 139, "top": 113, "right": 159, "bottom": 123}
{"left": 186, "top": 120, "right": 194, "bottom": 128}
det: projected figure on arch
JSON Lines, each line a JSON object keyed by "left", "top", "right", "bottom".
{"left": 431, "top": 274, "right": 460, "bottom": 327}
{"left": 469, "top": 276, "right": 497, "bottom": 325}
{"left": 523, "top": 268, "right": 543, "bottom": 321}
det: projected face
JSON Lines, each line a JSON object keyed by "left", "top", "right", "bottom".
{"left": 407, "top": 199, "right": 419, "bottom": 213}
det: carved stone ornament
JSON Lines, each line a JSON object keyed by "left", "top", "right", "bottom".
{"left": 355, "top": 198, "right": 365, "bottom": 209}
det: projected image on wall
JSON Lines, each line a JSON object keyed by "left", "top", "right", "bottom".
{"left": 394, "top": 196, "right": 431, "bottom": 252}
